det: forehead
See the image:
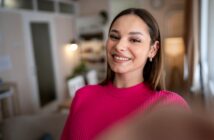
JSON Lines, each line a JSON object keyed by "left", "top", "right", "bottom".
{"left": 110, "top": 14, "right": 149, "bottom": 34}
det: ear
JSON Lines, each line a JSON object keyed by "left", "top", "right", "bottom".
{"left": 148, "top": 41, "right": 159, "bottom": 58}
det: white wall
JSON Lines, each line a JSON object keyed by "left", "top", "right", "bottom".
{"left": 0, "top": 9, "right": 78, "bottom": 114}
{"left": 109, "top": 0, "right": 140, "bottom": 21}
{"left": 0, "top": 12, "right": 34, "bottom": 114}
{"left": 54, "top": 15, "right": 81, "bottom": 100}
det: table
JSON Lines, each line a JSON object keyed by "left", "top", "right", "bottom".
{"left": 0, "top": 82, "right": 19, "bottom": 120}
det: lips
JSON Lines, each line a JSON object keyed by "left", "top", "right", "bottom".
{"left": 111, "top": 52, "right": 131, "bottom": 62}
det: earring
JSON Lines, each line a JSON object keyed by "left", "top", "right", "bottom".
{"left": 149, "top": 57, "right": 153, "bottom": 62}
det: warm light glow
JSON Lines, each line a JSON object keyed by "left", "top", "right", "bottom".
{"left": 5, "top": 0, "right": 17, "bottom": 7}
{"left": 67, "top": 43, "right": 78, "bottom": 51}
{"left": 164, "top": 37, "right": 185, "bottom": 56}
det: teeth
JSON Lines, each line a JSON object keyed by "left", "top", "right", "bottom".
{"left": 114, "top": 56, "right": 130, "bottom": 61}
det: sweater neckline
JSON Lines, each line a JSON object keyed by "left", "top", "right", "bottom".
{"left": 106, "top": 81, "right": 150, "bottom": 97}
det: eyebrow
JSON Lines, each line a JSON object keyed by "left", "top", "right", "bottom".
{"left": 109, "top": 29, "right": 119, "bottom": 33}
{"left": 110, "top": 29, "right": 143, "bottom": 36}
{"left": 129, "top": 32, "right": 144, "bottom": 36}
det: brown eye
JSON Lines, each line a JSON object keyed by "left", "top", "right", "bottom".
{"left": 109, "top": 34, "right": 120, "bottom": 40}
{"left": 130, "top": 38, "right": 141, "bottom": 43}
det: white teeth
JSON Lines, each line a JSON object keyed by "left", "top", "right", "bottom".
{"left": 114, "top": 56, "right": 130, "bottom": 61}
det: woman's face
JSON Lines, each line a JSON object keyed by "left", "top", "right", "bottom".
{"left": 106, "top": 14, "right": 157, "bottom": 76}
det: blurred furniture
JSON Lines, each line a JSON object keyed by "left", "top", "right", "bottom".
{"left": 59, "top": 71, "right": 98, "bottom": 112}
{"left": 80, "top": 40, "right": 106, "bottom": 82}
{"left": 2, "top": 113, "right": 67, "bottom": 140}
{"left": 58, "top": 75, "right": 85, "bottom": 112}
{"left": 86, "top": 70, "right": 98, "bottom": 85}
{"left": 0, "top": 82, "right": 19, "bottom": 120}
{"left": 67, "top": 75, "right": 85, "bottom": 98}
{"left": 58, "top": 98, "right": 73, "bottom": 113}
{"left": 0, "top": 89, "right": 12, "bottom": 119}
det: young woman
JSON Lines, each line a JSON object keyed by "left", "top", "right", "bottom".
{"left": 61, "top": 8, "right": 189, "bottom": 140}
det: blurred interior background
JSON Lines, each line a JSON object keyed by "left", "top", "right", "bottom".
{"left": 0, "top": 0, "right": 214, "bottom": 139}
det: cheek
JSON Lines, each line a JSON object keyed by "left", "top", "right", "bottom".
{"left": 106, "top": 40, "right": 114, "bottom": 52}
{"left": 132, "top": 47, "right": 150, "bottom": 61}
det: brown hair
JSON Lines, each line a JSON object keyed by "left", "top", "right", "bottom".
{"left": 101, "top": 8, "right": 164, "bottom": 90}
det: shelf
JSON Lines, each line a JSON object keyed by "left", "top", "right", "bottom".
{"left": 0, "top": 90, "right": 12, "bottom": 100}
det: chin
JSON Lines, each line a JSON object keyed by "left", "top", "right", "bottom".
{"left": 111, "top": 67, "right": 129, "bottom": 74}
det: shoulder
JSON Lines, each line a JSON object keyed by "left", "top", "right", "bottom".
{"left": 155, "top": 90, "right": 190, "bottom": 110}
{"left": 75, "top": 84, "right": 104, "bottom": 96}
{"left": 72, "top": 84, "right": 105, "bottom": 104}
{"left": 69, "top": 84, "right": 104, "bottom": 114}
{"left": 157, "top": 90, "right": 185, "bottom": 101}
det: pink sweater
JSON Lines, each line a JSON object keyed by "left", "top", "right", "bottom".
{"left": 61, "top": 82, "right": 189, "bottom": 140}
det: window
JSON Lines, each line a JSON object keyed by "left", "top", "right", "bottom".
{"left": 2, "top": 0, "right": 33, "bottom": 10}
{"left": 37, "top": 0, "right": 55, "bottom": 12}
{"left": 59, "top": 2, "right": 74, "bottom": 14}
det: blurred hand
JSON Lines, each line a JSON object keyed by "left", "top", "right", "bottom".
{"left": 95, "top": 105, "right": 214, "bottom": 140}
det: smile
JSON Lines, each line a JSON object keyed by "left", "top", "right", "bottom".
{"left": 112, "top": 53, "right": 131, "bottom": 62}
{"left": 114, "top": 56, "right": 130, "bottom": 61}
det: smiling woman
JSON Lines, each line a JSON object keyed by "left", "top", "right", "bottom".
{"left": 60, "top": 8, "right": 190, "bottom": 140}
{"left": 103, "top": 8, "right": 162, "bottom": 90}
{"left": 106, "top": 14, "right": 159, "bottom": 88}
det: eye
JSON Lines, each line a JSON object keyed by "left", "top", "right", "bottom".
{"left": 130, "top": 38, "right": 141, "bottom": 43}
{"left": 109, "top": 34, "right": 120, "bottom": 41}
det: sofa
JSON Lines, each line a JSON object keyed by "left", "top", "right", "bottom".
{"left": 1, "top": 112, "right": 67, "bottom": 140}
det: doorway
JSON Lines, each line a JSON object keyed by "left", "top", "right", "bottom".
{"left": 30, "top": 22, "right": 56, "bottom": 107}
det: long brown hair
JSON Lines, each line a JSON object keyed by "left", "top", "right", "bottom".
{"left": 101, "top": 8, "right": 165, "bottom": 90}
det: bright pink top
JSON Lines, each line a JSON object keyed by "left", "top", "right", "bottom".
{"left": 61, "top": 82, "right": 189, "bottom": 140}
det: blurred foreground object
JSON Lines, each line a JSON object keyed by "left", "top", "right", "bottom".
{"left": 96, "top": 105, "right": 214, "bottom": 140}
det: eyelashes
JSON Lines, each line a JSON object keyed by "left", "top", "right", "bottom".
{"left": 130, "top": 38, "right": 141, "bottom": 43}
{"left": 109, "top": 34, "right": 142, "bottom": 43}
{"left": 109, "top": 34, "right": 120, "bottom": 41}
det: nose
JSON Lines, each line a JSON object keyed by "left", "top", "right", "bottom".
{"left": 115, "top": 38, "right": 128, "bottom": 52}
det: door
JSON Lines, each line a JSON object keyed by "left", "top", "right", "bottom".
{"left": 30, "top": 22, "right": 56, "bottom": 107}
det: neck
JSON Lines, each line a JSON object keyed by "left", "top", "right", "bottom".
{"left": 113, "top": 72, "right": 143, "bottom": 88}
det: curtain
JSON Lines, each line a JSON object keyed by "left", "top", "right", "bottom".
{"left": 184, "top": 0, "right": 202, "bottom": 93}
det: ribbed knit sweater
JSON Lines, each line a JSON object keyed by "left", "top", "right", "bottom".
{"left": 61, "top": 82, "right": 189, "bottom": 140}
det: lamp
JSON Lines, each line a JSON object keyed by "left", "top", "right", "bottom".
{"left": 67, "top": 39, "right": 78, "bottom": 51}
{"left": 164, "top": 37, "right": 185, "bottom": 57}
{"left": 164, "top": 37, "right": 185, "bottom": 90}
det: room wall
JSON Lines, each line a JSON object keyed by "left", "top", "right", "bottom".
{"left": 54, "top": 15, "right": 80, "bottom": 99}
{"left": 108, "top": 0, "right": 140, "bottom": 21}
{"left": 78, "top": 0, "right": 108, "bottom": 16}
{"left": 0, "top": 9, "right": 78, "bottom": 114}
{"left": 0, "top": 12, "right": 34, "bottom": 114}
{"left": 139, "top": 0, "right": 186, "bottom": 38}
